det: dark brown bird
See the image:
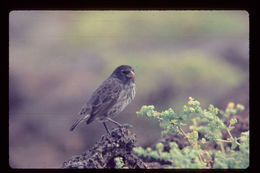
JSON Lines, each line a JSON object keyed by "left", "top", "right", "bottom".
{"left": 70, "top": 65, "right": 136, "bottom": 134}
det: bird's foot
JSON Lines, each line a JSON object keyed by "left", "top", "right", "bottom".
{"left": 118, "top": 123, "right": 133, "bottom": 128}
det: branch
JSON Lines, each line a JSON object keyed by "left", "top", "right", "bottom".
{"left": 63, "top": 127, "right": 147, "bottom": 169}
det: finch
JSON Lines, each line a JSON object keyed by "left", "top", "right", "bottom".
{"left": 70, "top": 65, "right": 136, "bottom": 134}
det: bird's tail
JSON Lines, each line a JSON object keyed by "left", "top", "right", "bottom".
{"left": 70, "top": 114, "right": 90, "bottom": 131}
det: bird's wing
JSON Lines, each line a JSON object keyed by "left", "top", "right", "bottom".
{"left": 86, "top": 78, "right": 122, "bottom": 124}
{"left": 70, "top": 104, "right": 91, "bottom": 131}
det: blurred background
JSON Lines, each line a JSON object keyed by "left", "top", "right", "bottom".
{"left": 9, "top": 11, "right": 249, "bottom": 168}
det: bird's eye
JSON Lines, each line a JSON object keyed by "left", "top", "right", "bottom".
{"left": 122, "top": 70, "right": 129, "bottom": 74}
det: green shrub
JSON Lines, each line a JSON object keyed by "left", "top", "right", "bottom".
{"left": 134, "top": 97, "right": 249, "bottom": 168}
{"left": 114, "top": 157, "right": 125, "bottom": 168}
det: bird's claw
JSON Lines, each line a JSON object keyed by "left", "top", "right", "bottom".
{"left": 119, "top": 123, "right": 133, "bottom": 128}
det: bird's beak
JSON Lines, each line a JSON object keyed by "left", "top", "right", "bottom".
{"left": 127, "top": 71, "right": 135, "bottom": 78}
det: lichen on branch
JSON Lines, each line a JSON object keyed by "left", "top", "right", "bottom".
{"left": 63, "top": 127, "right": 146, "bottom": 169}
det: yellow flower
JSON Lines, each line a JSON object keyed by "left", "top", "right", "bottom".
{"left": 201, "top": 138, "right": 206, "bottom": 144}
{"left": 189, "top": 107, "right": 195, "bottom": 112}
{"left": 236, "top": 104, "right": 245, "bottom": 111}
{"left": 189, "top": 125, "right": 196, "bottom": 130}
{"left": 226, "top": 102, "right": 235, "bottom": 110}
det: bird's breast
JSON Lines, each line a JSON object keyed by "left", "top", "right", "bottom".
{"left": 107, "top": 82, "right": 136, "bottom": 117}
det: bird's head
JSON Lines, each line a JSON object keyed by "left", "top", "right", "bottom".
{"left": 111, "top": 65, "right": 135, "bottom": 84}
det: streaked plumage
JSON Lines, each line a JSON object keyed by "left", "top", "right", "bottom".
{"left": 70, "top": 65, "right": 136, "bottom": 133}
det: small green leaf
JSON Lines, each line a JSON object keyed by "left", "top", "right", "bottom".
{"left": 231, "top": 137, "right": 238, "bottom": 150}
{"left": 146, "top": 147, "right": 152, "bottom": 153}
{"left": 156, "top": 142, "right": 164, "bottom": 152}
{"left": 114, "top": 157, "right": 124, "bottom": 168}
{"left": 150, "top": 151, "right": 159, "bottom": 159}
{"left": 228, "top": 126, "right": 235, "bottom": 131}
{"left": 230, "top": 118, "right": 238, "bottom": 125}
{"left": 236, "top": 104, "right": 245, "bottom": 111}
{"left": 169, "top": 142, "right": 178, "bottom": 149}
